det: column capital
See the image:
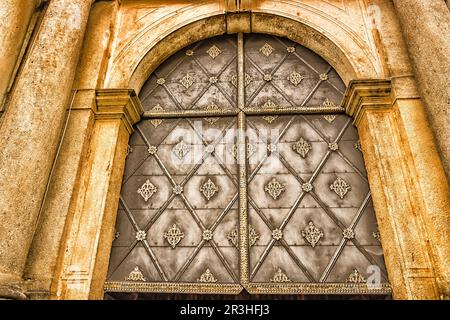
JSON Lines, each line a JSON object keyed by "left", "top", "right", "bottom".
{"left": 95, "top": 89, "right": 143, "bottom": 134}
{"left": 342, "top": 79, "right": 392, "bottom": 126}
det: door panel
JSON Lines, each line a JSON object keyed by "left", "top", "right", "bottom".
{"left": 246, "top": 114, "right": 389, "bottom": 293}
{"left": 107, "top": 116, "right": 242, "bottom": 293}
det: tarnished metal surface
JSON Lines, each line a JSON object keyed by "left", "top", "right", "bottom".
{"left": 105, "top": 34, "right": 389, "bottom": 295}
{"left": 139, "top": 35, "right": 238, "bottom": 113}
{"left": 246, "top": 114, "right": 387, "bottom": 285}
{"left": 107, "top": 116, "right": 241, "bottom": 290}
{"left": 242, "top": 35, "right": 388, "bottom": 292}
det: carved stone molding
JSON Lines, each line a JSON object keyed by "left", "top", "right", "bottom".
{"left": 226, "top": 12, "right": 251, "bottom": 34}
{"left": 341, "top": 78, "right": 450, "bottom": 299}
{"left": 225, "top": 0, "right": 252, "bottom": 13}
{"left": 342, "top": 79, "right": 392, "bottom": 127}
{"left": 119, "top": 7, "right": 382, "bottom": 91}
{"left": 95, "top": 89, "right": 143, "bottom": 134}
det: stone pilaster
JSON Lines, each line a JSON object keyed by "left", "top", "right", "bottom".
{"left": 23, "top": 1, "right": 119, "bottom": 299}
{"left": 392, "top": 0, "right": 450, "bottom": 180}
{"left": 51, "top": 89, "right": 142, "bottom": 300}
{"left": 0, "top": 0, "right": 39, "bottom": 111}
{"left": 343, "top": 80, "right": 450, "bottom": 299}
{"left": 0, "top": 0, "right": 93, "bottom": 299}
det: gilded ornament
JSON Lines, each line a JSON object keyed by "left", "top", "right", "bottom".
{"left": 126, "top": 266, "right": 146, "bottom": 282}
{"left": 323, "top": 114, "right": 337, "bottom": 123}
{"left": 207, "top": 45, "right": 221, "bottom": 59}
{"left": 173, "top": 185, "right": 183, "bottom": 195}
{"left": 227, "top": 228, "right": 238, "bottom": 247}
{"left": 209, "top": 76, "right": 218, "bottom": 84}
{"left": 136, "top": 230, "right": 147, "bottom": 241}
{"left": 264, "top": 178, "right": 286, "bottom": 200}
{"left": 163, "top": 224, "right": 184, "bottom": 249}
{"left": 180, "top": 73, "right": 195, "bottom": 89}
{"left": 301, "top": 221, "right": 323, "bottom": 247}
{"left": 373, "top": 230, "right": 381, "bottom": 242}
{"left": 137, "top": 179, "right": 157, "bottom": 202}
{"left": 292, "top": 137, "right": 312, "bottom": 158}
{"left": 262, "top": 115, "right": 278, "bottom": 124}
{"left": 230, "top": 73, "right": 252, "bottom": 87}
{"left": 203, "top": 102, "right": 220, "bottom": 125}
{"left": 330, "top": 177, "right": 351, "bottom": 199}
{"left": 302, "top": 182, "right": 313, "bottom": 193}
{"left": 205, "top": 144, "right": 215, "bottom": 154}
{"left": 149, "top": 104, "right": 164, "bottom": 128}
{"left": 227, "top": 226, "right": 259, "bottom": 247}
{"left": 346, "top": 268, "right": 366, "bottom": 283}
{"left": 147, "top": 145, "right": 157, "bottom": 155}
{"left": 270, "top": 268, "right": 291, "bottom": 282}
{"left": 248, "top": 226, "right": 260, "bottom": 247}
{"left": 342, "top": 228, "right": 355, "bottom": 240}
{"left": 126, "top": 145, "right": 133, "bottom": 157}
{"left": 272, "top": 228, "right": 283, "bottom": 241}
{"left": 200, "top": 178, "right": 219, "bottom": 201}
{"left": 267, "top": 143, "right": 277, "bottom": 153}
{"left": 262, "top": 99, "right": 277, "bottom": 110}
{"left": 173, "top": 139, "right": 191, "bottom": 160}
{"left": 288, "top": 71, "right": 305, "bottom": 87}
{"left": 261, "top": 99, "right": 278, "bottom": 121}
{"left": 197, "top": 269, "right": 217, "bottom": 283}
{"left": 259, "top": 43, "right": 274, "bottom": 57}
{"left": 202, "top": 229, "right": 213, "bottom": 241}
{"left": 328, "top": 142, "right": 339, "bottom": 151}
{"left": 232, "top": 143, "right": 255, "bottom": 159}
{"left": 322, "top": 98, "right": 337, "bottom": 109}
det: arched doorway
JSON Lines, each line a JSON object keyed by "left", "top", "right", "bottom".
{"left": 104, "top": 33, "right": 390, "bottom": 299}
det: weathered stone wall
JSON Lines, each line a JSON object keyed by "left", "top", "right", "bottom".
{"left": 0, "top": 0, "right": 39, "bottom": 115}
{"left": 392, "top": 0, "right": 450, "bottom": 181}
{"left": 0, "top": 0, "right": 94, "bottom": 299}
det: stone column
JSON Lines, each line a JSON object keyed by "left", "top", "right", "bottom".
{"left": 392, "top": 0, "right": 450, "bottom": 180}
{"left": 344, "top": 80, "right": 450, "bottom": 299}
{"left": 23, "top": 1, "right": 119, "bottom": 299}
{"left": 0, "top": 0, "right": 93, "bottom": 299}
{"left": 52, "top": 90, "right": 142, "bottom": 300}
{"left": 0, "top": 0, "right": 38, "bottom": 111}
{"left": 371, "top": 0, "right": 450, "bottom": 298}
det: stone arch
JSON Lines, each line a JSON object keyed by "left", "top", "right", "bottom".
{"left": 105, "top": 10, "right": 383, "bottom": 94}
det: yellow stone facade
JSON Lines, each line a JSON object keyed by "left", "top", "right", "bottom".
{"left": 0, "top": 0, "right": 448, "bottom": 300}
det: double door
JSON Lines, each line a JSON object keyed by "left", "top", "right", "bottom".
{"left": 105, "top": 33, "right": 390, "bottom": 296}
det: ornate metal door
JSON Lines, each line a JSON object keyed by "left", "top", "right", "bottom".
{"left": 105, "top": 34, "right": 391, "bottom": 296}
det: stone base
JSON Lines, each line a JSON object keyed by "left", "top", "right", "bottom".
{"left": 0, "top": 284, "right": 27, "bottom": 300}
